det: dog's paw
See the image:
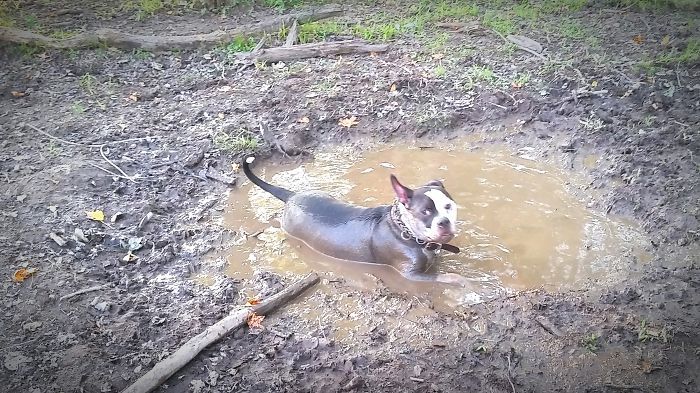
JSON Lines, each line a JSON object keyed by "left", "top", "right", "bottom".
{"left": 437, "top": 273, "right": 470, "bottom": 288}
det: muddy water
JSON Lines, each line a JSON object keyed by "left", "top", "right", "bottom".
{"left": 216, "top": 142, "right": 649, "bottom": 317}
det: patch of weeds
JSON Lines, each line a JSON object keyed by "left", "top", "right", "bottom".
{"left": 427, "top": 32, "right": 449, "bottom": 53}
{"left": 473, "top": 344, "right": 488, "bottom": 353}
{"left": 213, "top": 129, "right": 260, "bottom": 155}
{"left": 432, "top": 1, "right": 479, "bottom": 21}
{"left": 500, "top": 42, "right": 518, "bottom": 56}
{"left": 353, "top": 22, "right": 400, "bottom": 42}
{"left": 560, "top": 20, "right": 585, "bottom": 40}
{"left": 657, "top": 38, "right": 700, "bottom": 65}
{"left": 638, "top": 319, "right": 670, "bottom": 343}
{"left": 49, "top": 30, "right": 77, "bottom": 39}
{"left": 466, "top": 64, "right": 496, "bottom": 84}
{"left": 70, "top": 101, "right": 86, "bottom": 115}
{"left": 512, "top": 72, "right": 530, "bottom": 87}
{"left": 579, "top": 113, "right": 604, "bottom": 132}
{"left": 132, "top": 48, "right": 153, "bottom": 60}
{"left": 225, "top": 35, "right": 257, "bottom": 53}
{"left": 297, "top": 21, "right": 341, "bottom": 43}
{"left": 12, "top": 43, "right": 43, "bottom": 58}
{"left": 434, "top": 64, "right": 447, "bottom": 78}
{"left": 636, "top": 58, "right": 658, "bottom": 75}
{"left": 262, "top": 0, "right": 301, "bottom": 11}
{"left": 0, "top": 2, "right": 16, "bottom": 27}
{"left": 80, "top": 73, "right": 98, "bottom": 95}
{"left": 136, "top": 0, "right": 164, "bottom": 20}
{"left": 513, "top": 3, "right": 539, "bottom": 20}
{"left": 44, "top": 140, "right": 61, "bottom": 157}
{"left": 539, "top": 0, "right": 587, "bottom": 13}
{"left": 609, "top": 0, "right": 700, "bottom": 11}
{"left": 581, "top": 333, "right": 600, "bottom": 353}
{"left": 482, "top": 11, "right": 515, "bottom": 35}
{"left": 23, "top": 13, "right": 40, "bottom": 30}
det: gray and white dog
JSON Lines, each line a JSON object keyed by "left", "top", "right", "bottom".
{"left": 243, "top": 156, "right": 468, "bottom": 286}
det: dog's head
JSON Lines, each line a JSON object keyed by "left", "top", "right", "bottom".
{"left": 390, "top": 174, "right": 458, "bottom": 244}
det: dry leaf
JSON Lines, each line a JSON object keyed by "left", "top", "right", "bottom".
{"left": 12, "top": 267, "right": 38, "bottom": 283}
{"left": 512, "top": 81, "right": 524, "bottom": 89}
{"left": 591, "top": 80, "right": 598, "bottom": 88}
{"left": 218, "top": 85, "right": 233, "bottom": 92}
{"left": 218, "top": 113, "right": 225, "bottom": 119}
{"left": 128, "top": 93, "right": 139, "bottom": 102}
{"left": 86, "top": 210, "right": 105, "bottom": 222}
{"left": 298, "top": 116, "right": 310, "bottom": 124}
{"left": 122, "top": 251, "right": 138, "bottom": 262}
{"left": 245, "top": 297, "right": 261, "bottom": 306}
{"left": 110, "top": 212, "right": 123, "bottom": 223}
{"left": 230, "top": 163, "right": 240, "bottom": 172}
{"left": 11, "top": 91, "right": 26, "bottom": 98}
{"left": 432, "top": 53, "right": 445, "bottom": 60}
{"left": 338, "top": 116, "right": 359, "bottom": 128}
{"left": 660, "top": 35, "right": 671, "bottom": 47}
{"left": 247, "top": 312, "right": 265, "bottom": 329}
{"left": 379, "top": 162, "right": 395, "bottom": 169}
{"left": 389, "top": 83, "right": 397, "bottom": 92}
{"left": 633, "top": 35, "right": 644, "bottom": 45}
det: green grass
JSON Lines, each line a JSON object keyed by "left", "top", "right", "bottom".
{"left": 609, "top": 0, "right": 700, "bottom": 10}
{"left": 132, "top": 48, "right": 153, "bottom": 60}
{"left": 638, "top": 319, "right": 670, "bottom": 343}
{"left": 513, "top": 3, "right": 539, "bottom": 20}
{"left": 482, "top": 11, "right": 515, "bottom": 35}
{"left": 353, "top": 22, "right": 400, "bottom": 42}
{"left": 70, "top": 101, "right": 86, "bottom": 115}
{"left": 560, "top": 20, "right": 585, "bottom": 40}
{"left": 262, "top": 0, "right": 301, "bottom": 11}
{"left": 295, "top": 21, "right": 342, "bottom": 43}
{"left": 581, "top": 333, "right": 600, "bottom": 353}
{"left": 225, "top": 35, "right": 258, "bottom": 53}
{"left": 434, "top": 64, "right": 447, "bottom": 77}
{"left": 463, "top": 64, "right": 497, "bottom": 89}
{"left": 79, "top": 73, "right": 98, "bottom": 95}
{"left": 49, "top": 30, "right": 77, "bottom": 39}
{"left": 657, "top": 38, "right": 700, "bottom": 65}
{"left": 213, "top": 129, "right": 260, "bottom": 154}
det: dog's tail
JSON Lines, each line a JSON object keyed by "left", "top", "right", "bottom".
{"left": 242, "top": 156, "right": 294, "bottom": 202}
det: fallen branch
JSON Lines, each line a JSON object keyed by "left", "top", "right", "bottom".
{"left": 59, "top": 284, "right": 109, "bottom": 301}
{"left": 121, "top": 272, "right": 320, "bottom": 393}
{"left": 284, "top": 19, "right": 299, "bottom": 47}
{"left": 237, "top": 39, "right": 388, "bottom": 64}
{"left": 0, "top": 5, "right": 342, "bottom": 51}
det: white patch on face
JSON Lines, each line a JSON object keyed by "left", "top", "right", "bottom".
{"left": 425, "top": 189, "right": 457, "bottom": 234}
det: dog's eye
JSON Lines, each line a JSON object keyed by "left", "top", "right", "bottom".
{"left": 422, "top": 208, "right": 433, "bottom": 215}
{"left": 445, "top": 203, "right": 452, "bottom": 210}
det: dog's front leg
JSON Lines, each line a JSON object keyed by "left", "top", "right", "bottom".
{"left": 400, "top": 256, "right": 470, "bottom": 287}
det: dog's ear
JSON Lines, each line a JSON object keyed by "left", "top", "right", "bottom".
{"left": 424, "top": 179, "right": 444, "bottom": 189}
{"left": 390, "top": 175, "right": 413, "bottom": 205}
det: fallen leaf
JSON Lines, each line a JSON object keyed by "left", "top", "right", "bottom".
{"left": 230, "top": 163, "right": 240, "bottom": 172}
{"left": 128, "top": 93, "right": 139, "bottom": 102}
{"left": 633, "top": 34, "right": 644, "bottom": 45}
{"left": 217, "top": 113, "right": 225, "bottom": 119}
{"left": 512, "top": 81, "right": 524, "bottom": 89}
{"left": 11, "top": 91, "right": 26, "bottom": 98}
{"left": 379, "top": 162, "right": 395, "bottom": 169}
{"left": 245, "top": 297, "right": 261, "bottom": 306}
{"left": 122, "top": 251, "right": 138, "bottom": 263}
{"left": 110, "top": 212, "right": 123, "bottom": 223}
{"left": 297, "top": 116, "right": 310, "bottom": 124}
{"left": 360, "top": 168, "right": 374, "bottom": 174}
{"left": 16, "top": 194, "right": 26, "bottom": 203}
{"left": 338, "top": 116, "right": 359, "bottom": 128}
{"left": 49, "top": 233, "right": 67, "bottom": 247}
{"left": 73, "top": 228, "right": 89, "bottom": 243}
{"left": 218, "top": 85, "right": 232, "bottom": 92}
{"left": 12, "top": 267, "right": 38, "bottom": 283}
{"left": 660, "top": 35, "right": 671, "bottom": 47}
{"left": 591, "top": 80, "right": 598, "bottom": 88}
{"left": 432, "top": 53, "right": 445, "bottom": 60}
{"left": 390, "top": 83, "right": 397, "bottom": 92}
{"left": 247, "top": 312, "right": 265, "bottom": 329}
{"left": 86, "top": 210, "right": 105, "bottom": 222}
{"left": 47, "top": 205, "right": 58, "bottom": 218}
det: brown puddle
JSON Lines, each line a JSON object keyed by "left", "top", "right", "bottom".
{"left": 209, "top": 142, "right": 650, "bottom": 335}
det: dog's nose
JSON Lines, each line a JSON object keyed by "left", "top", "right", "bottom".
{"left": 437, "top": 218, "right": 450, "bottom": 228}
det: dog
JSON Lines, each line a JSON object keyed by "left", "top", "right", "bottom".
{"left": 242, "top": 156, "right": 468, "bottom": 286}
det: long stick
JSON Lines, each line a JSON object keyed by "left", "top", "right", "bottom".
{"left": 120, "top": 272, "right": 320, "bottom": 393}
{"left": 237, "top": 40, "right": 389, "bottom": 64}
{"left": 0, "top": 5, "right": 342, "bottom": 51}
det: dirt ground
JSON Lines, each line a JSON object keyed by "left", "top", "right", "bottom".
{"left": 1, "top": 1, "right": 699, "bottom": 392}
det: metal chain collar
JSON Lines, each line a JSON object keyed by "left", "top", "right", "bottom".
{"left": 390, "top": 201, "right": 442, "bottom": 252}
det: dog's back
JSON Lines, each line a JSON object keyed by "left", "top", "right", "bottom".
{"left": 282, "top": 192, "right": 388, "bottom": 263}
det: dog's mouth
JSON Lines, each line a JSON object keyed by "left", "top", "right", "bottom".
{"left": 431, "top": 232, "right": 455, "bottom": 243}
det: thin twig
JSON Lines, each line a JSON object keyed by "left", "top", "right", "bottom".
{"left": 60, "top": 284, "right": 109, "bottom": 301}
{"left": 26, "top": 123, "right": 103, "bottom": 147}
{"left": 506, "top": 351, "right": 516, "bottom": 393}
{"left": 491, "top": 29, "right": 546, "bottom": 60}
{"left": 100, "top": 145, "right": 137, "bottom": 182}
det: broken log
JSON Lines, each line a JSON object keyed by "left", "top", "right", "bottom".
{"left": 0, "top": 5, "right": 342, "bottom": 51}
{"left": 237, "top": 39, "right": 388, "bottom": 64}
{"left": 120, "top": 272, "right": 320, "bottom": 393}
{"left": 284, "top": 19, "right": 299, "bottom": 47}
